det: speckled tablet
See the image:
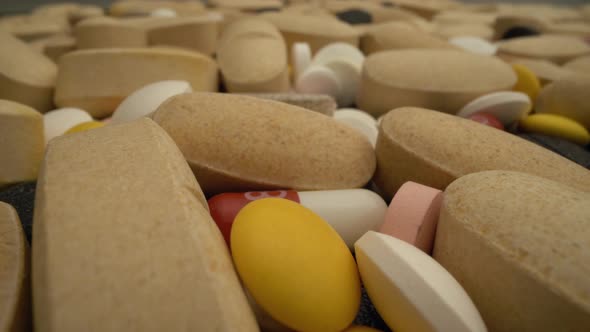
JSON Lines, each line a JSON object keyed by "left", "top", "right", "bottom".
{"left": 243, "top": 93, "right": 336, "bottom": 116}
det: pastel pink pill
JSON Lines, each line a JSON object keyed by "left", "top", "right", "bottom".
{"left": 467, "top": 112, "right": 505, "bottom": 130}
{"left": 379, "top": 181, "right": 443, "bottom": 254}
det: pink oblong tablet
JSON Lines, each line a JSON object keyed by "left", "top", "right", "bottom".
{"left": 379, "top": 181, "right": 442, "bottom": 254}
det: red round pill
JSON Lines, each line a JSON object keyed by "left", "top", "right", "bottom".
{"left": 467, "top": 112, "right": 505, "bottom": 130}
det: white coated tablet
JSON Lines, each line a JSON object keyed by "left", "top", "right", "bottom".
{"left": 151, "top": 8, "right": 177, "bottom": 17}
{"left": 456, "top": 91, "right": 531, "bottom": 126}
{"left": 292, "top": 42, "right": 312, "bottom": 81}
{"left": 312, "top": 42, "right": 365, "bottom": 72}
{"left": 295, "top": 65, "right": 340, "bottom": 99}
{"left": 355, "top": 231, "right": 487, "bottom": 332}
{"left": 324, "top": 60, "right": 361, "bottom": 107}
{"left": 449, "top": 36, "right": 498, "bottom": 56}
{"left": 43, "top": 108, "right": 93, "bottom": 144}
{"left": 334, "top": 111, "right": 378, "bottom": 147}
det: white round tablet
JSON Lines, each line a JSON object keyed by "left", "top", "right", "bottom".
{"left": 456, "top": 91, "right": 531, "bottom": 126}
{"left": 295, "top": 65, "right": 340, "bottom": 98}
{"left": 43, "top": 108, "right": 93, "bottom": 144}
{"left": 111, "top": 80, "right": 192, "bottom": 125}
{"left": 292, "top": 42, "right": 312, "bottom": 81}
{"left": 449, "top": 36, "right": 498, "bottom": 56}
{"left": 334, "top": 109, "right": 378, "bottom": 147}
{"left": 151, "top": 8, "right": 177, "bottom": 17}
{"left": 323, "top": 60, "right": 361, "bottom": 107}
{"left": 312, "top": 42, "right": 365, "bottom": 72}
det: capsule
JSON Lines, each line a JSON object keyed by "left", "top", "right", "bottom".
{"left": 208, "top": 189, "right": 387, "bottom": 248}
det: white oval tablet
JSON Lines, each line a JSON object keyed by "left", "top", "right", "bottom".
{"left": 355, "top": 231, "right": 487, "bottom": 332}
{"left": 334, "top": 109, "right": 378, "bottom": 146}
{"left": 295, "top": 65, "right": 340, "bottom": 99}
{"left": 449, "top": 36, "right": 498, "bottom": 56}
{"left": 111, "top": 80, "right": 192, "bottom": 125}
{"left": 43, "top": 108, "right": 93, "bottom": 144}
{"left": 292, "top": 42, "right": 312, "bottom": 81}
{"left": 456, "top": 91, "right": 531, "bottom": 126}
{"left": 324, "top": 60, "right": 360, "bottom": 107}
{"left": 312, "top": 42, "right": 365, "bottom": 71}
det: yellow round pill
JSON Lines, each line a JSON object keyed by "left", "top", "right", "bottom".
{"left": 344, "top": 326, "right": 383, "bottom": 332}
{"left": 519, "top": 113, "right": 590, "bottom": 145}
{"left": 231, "top": 198, "right": 361, "bottom": 332}
{"left": 64, "top": 121, "right": 105, "bottom": 134}
{"left": 512, "top": 64, "right": 541, "bottom": 102}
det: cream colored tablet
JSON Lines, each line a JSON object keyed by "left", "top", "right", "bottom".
{"left": 456, "top": 91, "right": 531, "bottom": 126}
{"left": 497, "top": 35, "right": 590, "bottom": 65}
{"left": 433, "top": 11, "right": 496, "bottom": 25}
{"left": 546, "top": 22, "right": 590, "bottom": 38}
{"left": 43, "top": 108, "right": 93, "bottom": 144}
{"left": 563, "top": 55, "right": 590, "bottom": 75}
{"left": 0, "top": 100, "right": 44, "bottom": 188}
{"left": 111, "top": 80, "right": 191, "bottom": 124}
{"left": 110, "top": 0, "right": 205, "bottom": 17}
{"left": 55, "top": 48, "right": 218, "bottom": 118}
{"left": 151, "top": 8, "right": 177, "bottom": 17}
{"left": 334, "top": 109, "right": 378, "bottom": 147}
{"left": 0, "top": 31, "right": 57, "bottom": 112}
{"left": 509, "top": 58, "right": 574, "bottom": 85}
{"left": 434, "top": 171, "right": 590, "bottom": 332}
{"left": 357, "top": 50, "right": 516, "bottom": 116}
{"left": 242, "top": 93, "right": 336, "bottom": 116}
{"left": 449, "top": 36, "right": 497, "bottom": 56}
{"left": 392, "top": 0, "right": 456, "bottom": 20}
{"left": 292, "top": 42, "right": 311, "bottom": 81}
{"left": 33, "top": 118, "right": 258, "bottom": 331}
{"left": 210, "top": 0, "right": 283, "bottom": 11}
{"left": 152, "top": 93, "right": 375, "bottom": 195}
{"left": 355, "top": 231, "right": 487, "bottom": 332}
{"left": 28, "top": 34, "right": 76, "bottom": 63}
{"left": 535, "top": 74, "right": 590, "bottom": 129}
{"left": 0, "top": 202, "right": 31, "bottom": 332}
{"left": 435, "top": 23, "right": 494, "bottom": 40}
{"left": 361, "top": 22, "right": 454, "bottom": 55}
{"left": 75, "top": 17, "right": 148, "bottom": 49}
{"left": 374, "top": 107, "right": 590, "bottom": 198}
{"left": 69, "top": 5, "right": 105, "bottom": 24}
{"left": 0, "top": 14, "right": 69, "bottom": 42}
{"left": 217, "top": 18, "right": 288, "bottom": 93}
{"left": 296, "top": 65, "right": 340, "bottom": 100}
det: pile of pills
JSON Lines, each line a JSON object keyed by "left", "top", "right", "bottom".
{"left": 1, "top": 0, "right": 589, "bottom": 331}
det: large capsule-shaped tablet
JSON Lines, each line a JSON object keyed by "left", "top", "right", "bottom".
{"left": 535, "top": 74, "right": 590, "bottom": 129}
{"left": 497, "top": 35, "right": 590, "bottom": 65}
{"left": 360, "top": 22, "right": 454, "bottom": 55}
{"left": 74, "top": 16, "right": 148, "bottom": 49}
{"left": 152, "top": 92, "right": 375, "bottom": 195}
{"left": 231, "top": 198, "right": 360, "bottom": 332}
{"left": 434, "top": 171, "right": 590, "bottom": 332}
{"left": 374, "top": 107, "right": 590, "bottom": 198}
{"left": 356, "top": 50, "right": 516, "bottom": 116}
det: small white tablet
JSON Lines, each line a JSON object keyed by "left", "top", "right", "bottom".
{"left": 312, "top": 42, "right": 365, "bottom": 72}
{"left": 292, "top": 42, "right": 312, "bottom": 81}
{"left": 456, "top": 91, "right": 531, "bottom": 126}
{"left": 450, "top": 36, "right": 498, "bottom": 56}
{"left": 334, "top": 109, "right": 378, "bottom": 147}
{"left": 295, "top": 65, "right": 340, "bottom": 99}
{"left": 324, "top": 60, "right": 361, "bottom": 107}
{"left": 43, "top": 108, "right": 93, "bottom": 144}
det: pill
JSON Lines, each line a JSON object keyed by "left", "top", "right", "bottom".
{"left": 0, "top": 100, "right": 44, "bottom": 188}
{"left": 111, "top": 80, "right": 192, "bottom": 124}
{"left": 151, "top": 8, "right": 177, "bottom": 17}
{"left": 391, "top": 0, "right": 455, "bottom": 20}
{"left": 449, "top": 36, "right": 497, "bottom": 56}
{"left": 519, "top": 114, "right": 590, "bottom": 146}
{"left": 110, "top": 0, "right": 206, "bottom": 17}
{"left": 374, "top": 107, "right": 590, "bottom": 198}
{"left": 152, "top": 93, "right": 375, "bottom": 195}
{"left": 379, "top": 181, "right": 443, "bottom": 254}
{"left": 217, "top": 18, "right": 288, "bottom": 93}
{"left": 54, "top": 48, "right": 218, "bottom": 118}
{"left": 0, "top": 31, "right": 57, "bottom": 112}
{"left": 0, "top": 14, "right": 69, "bottom": 42}
{"left": 456, "top": 91, "right": 531, "bottom": 126}
{"left": 467, "top": 113, "right": 505, "bottom": 130}
{"left": 509, "top": 58, "right": 574, "bottom": 85}
{"left": 361, "top": 21, "right": 454, "bottom": 55}
{"left": 511, "top": 64, "right": 541, "bottom": 102}
{"left": 433, "top": 11, "right": 496, "bottom": 26}
{"left": 535, "top": 73, "right": 590, "bottom": 128}
{"left": 311, "top": 42, "right": 365, "bottom": 71}
{"left": 69, "top": 5, "right": 105, "bottom": 25}
{"left": 43, "top": 107, "right": 93, "bottom": 144}
{"left": 497, "top": 35, "right": 590, "bottom": 65}
{"left": 291, "top": 42, "right": 311, "bottom": 81}
{"left": 434, "top": 23, "right": 494, "bottom": 40}
{"left": 74, "top": 17, "right": 148, "bottom": 49}
{"left": 355, "top": 231, "right": 487, "bottom": 332}
{"left": 323, "top": 60, "right": 361, "bottom": 107}
{"left": 334, "top": 109, "right": 378, "bottom": 146}
{"left": 210, "top": 0, "right": 283, "bottom": 12}
{"left": 357, "top": 49, "right": 516, "bottom": 116}
{"left": 546, "top": 22, "right": 590, "bottom": 39}
{"left": 563, "top": 55, "right": 590, "bottom": 75}
{"left": 29, "top": 34, "right": 76, "bottom": 63}
{"left": 231, "top": 198, "right": 360, "bottom": 332}
{"left": 242, "top": 93, "right": 336, "bottom": 116}
{"left": 209, "top": 188, "right": 386, "bottom": 248}
{"left": 295, "top": 65, "right": 340, "bottom": 100}
{"left": 64, "top": 121, "right": 105, "bottom": 134}
{"left": 518, "top": 133, "right": 590, "bottom": 169}
{"left": 0, "top": 202, "right": 31, "bottom": 332}
{"left": 433, "top": 170, "right": 590, "bottom": 331}
{"left": 33, "top": 118, "right": 258, "bottom": 331}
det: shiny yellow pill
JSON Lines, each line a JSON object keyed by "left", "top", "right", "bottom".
{"left": 64, "top": 121, "right": 105, "bottom": 134}
{"left": 231, "top": 198, "right": 361, "bottom": 332}
{"left": 512, "top": 64, "right": 541, "bottom": 102}
{"left": 519, "top": 113, "right": 590, "bottom": 145}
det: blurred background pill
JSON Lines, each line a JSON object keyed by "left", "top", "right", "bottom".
{"left": 43, "top": 107, "right": 93, "bottom": 144}
{"left": 467, "top": 113, "right": 505, "bottom": 130}
{"left": 519, "top": 113, "right": 590, "bottom": 146}
{"left": 334, "top": 109, "right": 378, "bottom": 147}
{"left": 456, "top": 91, "right": 531, "bottom": 126}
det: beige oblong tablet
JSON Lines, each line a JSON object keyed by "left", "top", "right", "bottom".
{"left": 361, "top": 22, "right": 454, "bottom": 55}
{"left": 0, "top": 31, "right": 57, "bottom": 112}
{"left": 0, "top": 100, "right": 44, "bottom": 188}
{"left": 33, "top": 118, "right": 259, "bottom": 331}
{"left": 564, "top": 55, "right": 590, "bottom": 75}
{"left": 535, "top": 74, "right": 590, "bottom": 129}
{"left": 0, "top": 202, "right": 31, "bottom": 332}
{"left": 357, "top": 50, "right": 516, "bottom": 116}
{"left": 434, "top": 171, "right": 590, "bottom": 332}
{"left": 509, "top": 58, "right": 574, "bottom": 85}
{"left": 75, "top": 17, "right": 147, "bottom": 49}
{"left": 55, "top": 48, "right": 218, "bottom": 118}
{"left": 497, "top": 35, "right": 590, "bottom": 65}
{"left": 217, "top": 18, "right": 289, "bottom": 92}
{"left": 434, "top": 23, "right": 494, "bottom": 40}
{"left": 374, "top": 107, "right": 590, "bottom": 198}
{"left": 110, "top": 0, "right": 205, "bottom": 17}
{"left": 242, "top": 93, "right": 336, "bottom": 116}
{"left": 152, "top": 93, "right": 375, "bottom": 195}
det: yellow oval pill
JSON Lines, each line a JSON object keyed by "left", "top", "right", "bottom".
{"left": 512, "top": 63, "right": 541, "bottom": 102}
{"left": 343, "top": 326, "right": 383, "bottom": 332}
{"left": 65, "top": 121, "right": 105, "bottom": 134}
{"left": 519, "top": 113, "right": 590, "bottom": 145}
{"left": 231, "top": 198, "right": 361, "bottom": 332}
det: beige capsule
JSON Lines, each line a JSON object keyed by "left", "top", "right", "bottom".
{"left": 356, "top": 49, "right": 516, "bottom": 116}
{"left": 361, "top": 21, "right": 455, "bottom": 55}
{"left": 434, "top": 171, "right": 590, "bottom": 332}
{"left": 497, "top": 35, "right": 590, "bottom": 65}
{"left": 54, "top": 48, "right": 218, "bottom": 118}
{"left": 0, "top": 31, "right": 57, "bottom": 112}
{"left": 217, "top": 18, "right": 289, "bottom": 93}
{"left": 434, "top": 22, "right": 494, "bottom": 40}
{"left": 0, "top": 202, "right": 31, "bottom": 332}
{"left": 152, "top": 92, "right": 375, "bottom": 196}
{"left": 75, "top": 16, "right": 148, "bottom": 49}
{"left": 33, "top": 118, "right": 258, "bottom": 332}
{"left": 0, "top": 14, "right": 69, "bottom": 42}
{"left": 535, "top": 73, "right": 590, "bottom": 129}
{"left": 373, "top": 107, "right": 590, "bottom": 199}
{"left": 242, "top": 93, "right": 336, "bottom": 116}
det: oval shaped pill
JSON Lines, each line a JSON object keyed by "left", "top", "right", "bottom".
{"left": 361, "top": 22, "right": 454, "bottom": 55}
{"left": 292, "top": 42, "right": 311, "bottom": 81}
{"left": 231, "top": 198, "right": 360, "bottom": 332}
{"left": 510, "top": 58, "right": 574, "bottom": 85}
{"left": 357, "top": 49, "right": 517, "bottom": 116}
{"left": 64, "top": 121, "right": 105, "bottom": 134}
{"left": 563, "top": 55, "right": 590, "bottom": 75}
{"left": 535, "top": 74, "right": 590, "bottom": 129}
{"left": 374, "top": 107, "right": 590, "bottom": 198}
{"left": 497, "top": 35, "right": 590, "bottom": 64}
{"left": 355, "top": 231, "right": 487, "bottom": 332}
{"left": 467, "top": 113, "right": 505, "bottom": 130}
{"left": 449, "top": 36, "right": 497, "bottom": 56}
{"left": 334, "top": 109, "right": 378, "bottom": 146}
{"left": 511, "top": 63, "right": 541, "bottom": 102}
{"left": 311, "top": 42, "right": 365, "bottom": 71}
{"left": 434, "top": 171, "right": 590, "bottom": 332}
{"left": 519, "top": 113, "right": 590, "bottom": 146}
{"left": 43, "top": 108, "right": 93, "bottom": 144}
{"left": 456, "top": 91, "right": 531, "bottom": 126}
{"left": 153, "top": 92, "right": 375, "bottom": 195}
{"left": 74, "top": 17, "right": 148, "bottom": 49}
